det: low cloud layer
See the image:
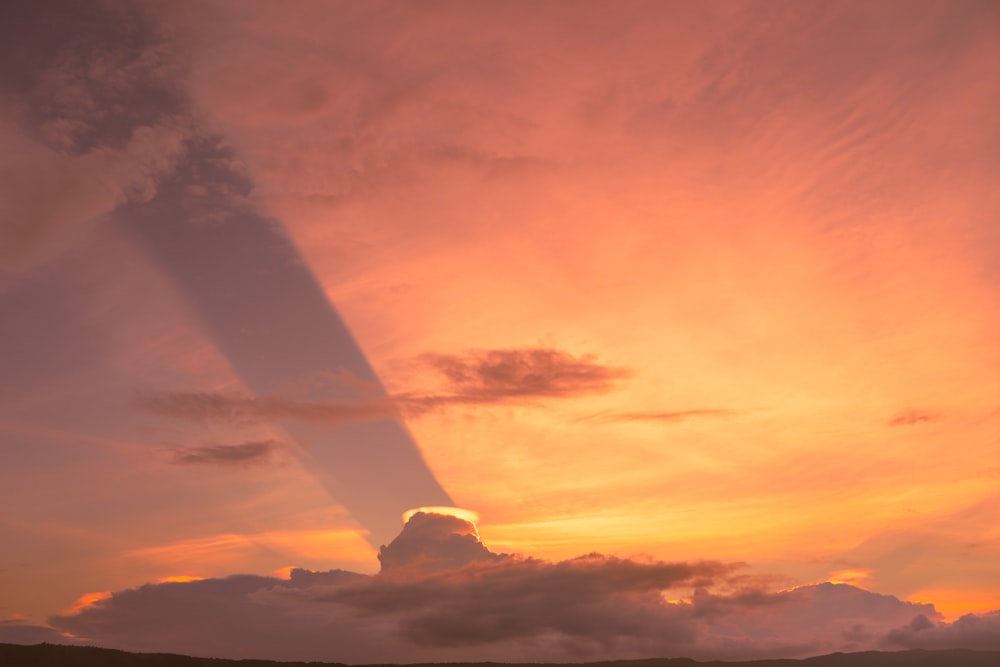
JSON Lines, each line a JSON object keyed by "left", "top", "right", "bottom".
{"left": 30, "top": 512, "right": 1000, "bottom": 663}
{"left": 885, "top": 611, "right": 1000, "bottom": 651}
{"left": 330, "top": 554, "right": 729, "bottom": 652}
{"left": 0, "top": 619, "right": 75, "bottom": 646}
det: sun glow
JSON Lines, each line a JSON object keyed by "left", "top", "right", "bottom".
{"left": 908, "top": 588, "right": 1000, "bottom": 622}
{"left": 402, "top": 506, "right": 480, "bottom": 525}
{"left": 158, "top": 575, "right": 204, "bottom": 583}
{"left": 63, "top": 591, "right": 112, "bottom": 615}
{"left": 826, "top": 568, "right": 873, "bottom": 589}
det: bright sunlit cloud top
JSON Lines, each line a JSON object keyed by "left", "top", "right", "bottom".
{"left": 402, "top": 506, "right": 480, "bottom": 526}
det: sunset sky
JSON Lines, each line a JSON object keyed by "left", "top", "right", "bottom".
{"left": 2, "top": 0, "right": 999, "bottom": 662}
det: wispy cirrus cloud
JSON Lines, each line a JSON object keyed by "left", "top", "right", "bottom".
{"left": 169, "top": 440, "right": 281, "bottom": 467}
{"left": 136, "top": 391, "right": 396, "bottom": 426}
{"left": 135, "top": 347, "right": 632, "bottom": 428}
{"left": 415, "top": 347, "right": 631, "bottom": 401}
{"left": 889, "top": 409, "right": 938, "bottom": 426}
{"left": 575, "top": 409, "right": 739, "bottom": 425}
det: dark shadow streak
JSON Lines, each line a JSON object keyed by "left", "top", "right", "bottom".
{"left": 114, "top": 135, "right": 453, "bottom": 548}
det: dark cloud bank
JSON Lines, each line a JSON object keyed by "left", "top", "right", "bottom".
{"left": 4, "top": 512, "right": 998, "bottom": 663}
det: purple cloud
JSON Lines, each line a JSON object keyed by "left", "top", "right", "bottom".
{"left": 885, "top": 610, "right": 1000, "bottom": 651}
{"left": 46, "top": 511, "right": 993, "bottom": 663}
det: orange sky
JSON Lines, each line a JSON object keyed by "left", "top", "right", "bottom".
{"left": 1, "top": 0, "right": 999, "bottom": 660}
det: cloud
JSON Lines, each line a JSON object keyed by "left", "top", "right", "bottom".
{"left": 328, "top": 554, "right": 728, "bottom": 651}
{"left": 136, "top": 391, "right": 395, "bottom": 427}
{"left": 0, "top": 0, "right": 182, "bottom": 152}
{"left": 686, "top": 582, "right": 941, "bottom": 659}
{"left": 46, "top": 511, "right": 983, "bottom": 663}
{"left": 0, "top": 619, "right": 80, "bottom": 645}
{"left": 50, "top": 572, "right": 385, "bottom": 663}
{"left": 0, "top": 0, "right": 189, "bottom": 269}
{"left": 169, "top": 440, "right": 280, "bottom": 466}
{"left": 377, "top": 511, "right": 505, "bottom": 575}
{"left": 416, "top": 348, "right": 631, "bottom": 402}
{"left": 48, "top": 513, "right": 727, "bottom": 660}
{"left": 889, "top": 409, "right": 938, "bottom": 426}
{"left": 576, "top": 409, "right": 738, "bottom": 425}
{"left": 136, "top": 347, "right": 632, "bottom": 427}
{"left": 0, "top": 120, "right": 188, "bottom": 269}
{"left": 885, "top": 610, "right": 1000, "bottom": 650}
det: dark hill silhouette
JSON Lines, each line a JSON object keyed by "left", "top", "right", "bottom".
{"left": 2, "top": 644, "right": 999, "bottom": 667}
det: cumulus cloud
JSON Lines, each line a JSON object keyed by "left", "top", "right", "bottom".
{"left": 44, "top": 511, "right": 991, "bottom": 663}
{"left": 169, "top": 440, "right": 280, "bottom": 466}
{"left": 885, "top": 610, "right": 1000, "bottom": 651}
{"left": 328, "top": 554, "right": 727, "bottom": 652}
{"left": 50, "top": 572, "right": 384, "bottom": 663}
{"left": 377, "top": 511, "right": 504, "bottom": 574}
{"left": 687, "top": 582, "right": 940, "bottom": 659}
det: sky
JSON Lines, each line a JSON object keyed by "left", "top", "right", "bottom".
{"left": 1, "top": 0, "right": 999, "bottom": 662}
